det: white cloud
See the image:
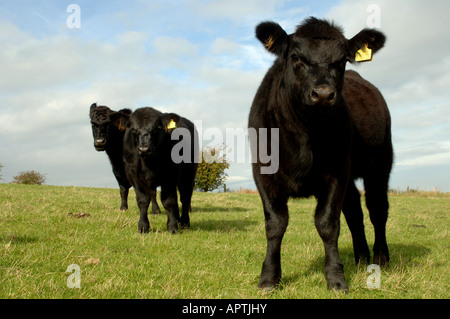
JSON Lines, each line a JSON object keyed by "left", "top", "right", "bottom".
{"left": 0, "top": 21, "right": 30, "bottom": 43}
{"left": 153, "top": 36, "right": 199, "bottom": 59}
{"left": 226, "top": 175, "right": 249, "bottom": 182}
{"left": 190, "top": 0, "right": 288, "bottom": 22}
{"left": 396, "top": 141, "right": 450, "bottom": 167}
{"left": 116, "top": 30, "right": 148, "bottom": 45}
{"left": 210, "top": 38, "right": 240, "bottom": 55}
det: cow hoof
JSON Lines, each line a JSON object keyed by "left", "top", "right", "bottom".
{"left": 258, "top": 283, "right": 277, "bottom": 294}
{"left": 152, "top": 208, "right": 161, "bottom": 215}
{"left": 355, "top": 254, "right": 370, "bottom": 265}
{"left": 168, "top": 223, "right": 179, "bottom": 234}
{"left": 373, "top": 253, "right": 389, "bottom": 266}
{"left": 138, "top": 220, "right": 150, "bottom": 233}
{"left": 180, "top": 222, "right": 190, "bottom": 230}
{"left": 120, "top": 207, "right": 128, "bottom": 211}
{"left": 326, "top": 278, "right": 348, "bottom": 293}
{"left": 257, "top": 278, "right": 279, "bottom": 292}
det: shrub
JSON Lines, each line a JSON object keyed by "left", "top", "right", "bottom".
{"left": 12, "top": 170, "right": 46, "bottom": 185}
{"left": 195, "top": 145, "right": 230, "bottom": 192}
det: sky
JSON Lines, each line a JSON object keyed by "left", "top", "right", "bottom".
{"left": 0, "top": 0, "right": 449, "bottom": 192}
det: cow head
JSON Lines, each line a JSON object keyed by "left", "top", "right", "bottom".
{"left": 89, "top": 103, "right": 131, "bottom": 151}
{"left": 127, "top": 107, "right": 180, "bottom": 157}
{"left": 256, "top": 17, "right": 385, "bottom": 109}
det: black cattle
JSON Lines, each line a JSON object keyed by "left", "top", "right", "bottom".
{"left": 90, "top": 103, "right": 161, "bottom": 214}
{"left": 248, "top": 17, "right": 393, "bottom": 292}
{"left": 123, "top": 107, "right": 198, "bottom": 234}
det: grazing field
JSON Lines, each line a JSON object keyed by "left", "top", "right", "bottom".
{"left": 0, "top": 183, "right": 448, "bottom": 299}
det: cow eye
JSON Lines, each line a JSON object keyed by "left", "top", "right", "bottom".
{"left": 292, "top": 53, "right": 309, "bottom": 68}
{"left": 291, "top": 53, "right": 300, "bottom": 63}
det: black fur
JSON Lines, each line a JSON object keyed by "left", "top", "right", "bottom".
{"left": 89, "top": 103, "right": 161, "bottom": 213}
{"left": 249, "top": 17, "right": 392, "bottom": 291}
{"left": 123, "top": 107, "right": 198, "bottom": 234}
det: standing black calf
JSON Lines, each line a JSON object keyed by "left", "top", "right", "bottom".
{"left": 249, "top": 17, "right": 393, "bottom": 291}
{"left": 90, "top": 103, "right": 161, "bottom": 213}
{"left": 123, "top": 107, "right": 198, "bottom": 234}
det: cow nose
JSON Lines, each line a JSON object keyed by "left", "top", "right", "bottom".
{"left": 138, "top": 146, "right": 149, "bottom": 154}
{"left": 95, "top": 138, "right": 106, "bottom": 146}
{"left": 310, "top": 85, "right": 336, "bottom": 106}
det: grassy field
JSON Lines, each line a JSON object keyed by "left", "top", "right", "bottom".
{"left": 0, "top": 183, "right": 448, "bottom": 299}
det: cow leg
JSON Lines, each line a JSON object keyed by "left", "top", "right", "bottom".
{"left": 135, "top": 187, "right": 151, "bottom": 233}
{"left": 119, "top": 184, "right": 129, "bottom": 211}
{"left": 342, "top": 181, "right": 370, "bottom": 264}
{"left": 364, "top": 176, "right": 390, "bottom": 266}
{"left": 258, "top": 193, "right": 289, "bottom": 291}
{"left": 150, "top": 189, "right": 161, "bottom": 215}
{"left": 161, "top": 186, "right": 180, "bottom": 234}
{"left": 315, "top": 176, "right": 348, "bottom": 291}
{"left": 178, "top": 185, "right": 193, "bottom": 229}
{"left": 113, "top": 167, "right": 130, "bottom": 211}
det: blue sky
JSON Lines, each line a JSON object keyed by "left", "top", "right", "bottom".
{"left": 1, "top": 0, "right": 449, "bottom": 192}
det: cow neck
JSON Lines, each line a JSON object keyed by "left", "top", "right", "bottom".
{"left": 143, "top": 146, "right": 172, "bottom": 169}
{"left": 105, "top": 138, "right": 123, "bottom": 160}
{"left": 273, "top": 94, "right": 309, "bottom": 135}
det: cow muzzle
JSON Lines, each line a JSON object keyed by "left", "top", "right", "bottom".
{"left": 138, "top": 146, "right": 150, "bottom": 155}
{"left": 309, "top": 85, "right": 337, "bottom": 106}
{"left": 94, "top": 138, "right": 106, "bottom": 151}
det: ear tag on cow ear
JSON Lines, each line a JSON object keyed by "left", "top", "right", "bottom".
{"left": 166, "top": 119, "right": 177, "bottom": 130}
{"left": 264, "top": 36, "right": 275, "bottom": 51}
{"left": 355, "top": 43, "right": 373, "bottom": 62}
{"left": 118, "top": 118, "right": 126, "bottom": 131}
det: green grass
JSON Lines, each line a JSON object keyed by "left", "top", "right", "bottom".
{"left": 0, "top": 183, "right": 448, "bottom": 299}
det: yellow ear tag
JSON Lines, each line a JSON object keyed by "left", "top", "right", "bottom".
{"left": 355, "top": 43, "right": 373, "bottom": 62}
{"left": 118, "top": 118, "right": 126, "bottom": 131}
{"left": 167, "top": 119, "right": 177, "bottom": 130}
{"left": 264, "top": 36, "right": 274, "bottom": 51}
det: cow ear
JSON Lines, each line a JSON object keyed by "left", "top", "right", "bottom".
{"left": 348, "top": 29, "right": 386, "bottom": 63}
{"left": 90, "top": 103, "right": 97, "bottom": 116}
{"left": 256, "top": 21, "right": 289, "bottom": 56}
{"left": 110, "top": 112, "right": 130, "bottom": 132}
{"left": 118, "top": 108, "right": 132, "bottom": 116}
{"left": 161, "top": 113, "right": 181, "bottom": 133}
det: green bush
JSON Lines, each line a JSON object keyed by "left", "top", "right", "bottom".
{"left": 12, "top": 170, "right": 46, "bottom": 185}
{"left": 195, "top": 145, "right": 230, "bottom": 192}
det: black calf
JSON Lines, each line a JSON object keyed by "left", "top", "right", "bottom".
{"left": 90, "top": 103, "right": 161, "bottom": 213}
{"left": 249, "top": 18, "right": 392, "bottom": 291}
{"left": 123, "top": 107, "right": 198, "bottom": 234}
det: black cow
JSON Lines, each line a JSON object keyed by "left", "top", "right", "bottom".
{"left": 248, "top": 17, "right": 393, "bottom": 292}
{"left": 90, "top": 103, "right": 161, "bottom": 214}
{"left": 123, "top": 107, "right": 198, "bottom": 234}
